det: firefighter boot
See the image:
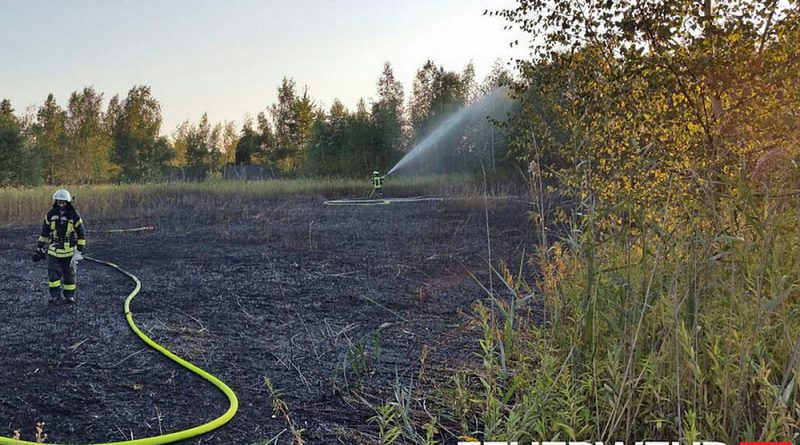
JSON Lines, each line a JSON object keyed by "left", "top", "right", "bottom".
{"left": 49, "top": 287, "right": 62, "bottom": 304}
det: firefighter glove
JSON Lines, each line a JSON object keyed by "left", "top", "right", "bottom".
{"left": 70, "top": 251, "right": 83, "bottom": 268}
{"left": 32, "top": 248, "right": 46, "bottom": 262}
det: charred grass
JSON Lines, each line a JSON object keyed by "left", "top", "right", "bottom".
{"left": 0, "top": 181, "right": 535, "bottom": 444}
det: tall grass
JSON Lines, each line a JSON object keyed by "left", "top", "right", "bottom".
{"left": 0, "top": 174, "right": 485, "bottom": 227}
{"left": 448, "top": 172, "right": 800, "bottom": 442}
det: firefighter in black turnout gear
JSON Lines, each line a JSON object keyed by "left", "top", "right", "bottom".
{"left": 371, "top": 171, "right": 384, "bottom": 197}
{"left": 34, "top": 189, "right": 86, "bottom": 303}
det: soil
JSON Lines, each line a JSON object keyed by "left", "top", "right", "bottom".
{"left": 0, "top": 195, "right": 536, "bottom": 444}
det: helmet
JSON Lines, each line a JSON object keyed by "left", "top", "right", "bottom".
{"left": 373, "top": 171, "right": 379, "bottom": 175}
{"left": 52, "top": 188, "right": 72, "bottom": 202}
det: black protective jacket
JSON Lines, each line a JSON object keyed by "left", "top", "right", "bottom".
{"left": 37, "top": 203, "right": 86, "bottom": 258}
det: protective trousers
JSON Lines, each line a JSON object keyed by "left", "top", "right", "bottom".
{"left": 47, "top": 255, "right": 76, "bottom": 300}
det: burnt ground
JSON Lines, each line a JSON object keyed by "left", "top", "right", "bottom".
{"left": 0, "top": 195, "right": 536, "bottom": 444}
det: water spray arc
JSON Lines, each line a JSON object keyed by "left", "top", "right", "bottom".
{"left": 387, "top": 87, "right": 516, "bottom": 177}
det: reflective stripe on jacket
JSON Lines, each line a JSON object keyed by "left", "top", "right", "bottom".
{"left": 38, "top": 204, "right": 86, "bottom": 258}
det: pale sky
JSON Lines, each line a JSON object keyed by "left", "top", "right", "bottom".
{"left": 1, "top": 0, "right": 529, "bottom": 134}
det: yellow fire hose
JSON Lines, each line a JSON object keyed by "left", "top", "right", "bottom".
{"left": 1, "top": 253, "right": 238, "bottom": 445}
{"left": 323, "top": 197, "right": 447, "bottom": 206}
{"left": 323, "top": 198, "right": 391, "bottom": 206}
{"left": 90, "top": 226, "right": 157, "bottom": 234}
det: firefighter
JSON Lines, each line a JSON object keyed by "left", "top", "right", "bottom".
{"left": 371, "top": 170, "right": 384, "bottom": 197}
{"left": 33, "top": 189, "right": 86, "bottom": 303}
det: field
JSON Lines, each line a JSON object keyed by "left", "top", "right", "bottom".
{"left": 0, "top": 190, "right": 534, "bottom": 444}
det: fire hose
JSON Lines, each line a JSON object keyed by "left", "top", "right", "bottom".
{"left": 323, "top": 196, "right": 447, "bottom": 206}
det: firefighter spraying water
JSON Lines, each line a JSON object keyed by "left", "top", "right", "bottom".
{"left": 370, "top": 170, "right": 385, "bottom": 197}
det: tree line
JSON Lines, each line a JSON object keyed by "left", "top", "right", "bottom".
{"left": 0, "top": 60, "right": 512, "bottom": 185}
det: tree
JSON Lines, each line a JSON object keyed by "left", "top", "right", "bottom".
{"left": 461, "top": 61, "right": 479, "bottom": 104}
{"left": 409, "top": 60, "right": 469, "bottom": 143}
{"left": 111, "top": 85, "right": 168, "bottom": 181}
{"left": 289, "top": 89, "right": 315, "bottom": 171}
{"left": 305, "top": 110, "right": 336, "bottom": 176}
{"left": 371, "top": 62, "right": 406, "bottom": 171}
{"left": 217, "top": 121, "right": 237, "bottom": 168}
{"left": 235, "top": 119, "right": 261, "bottom": 165}
{"left": 328, "top": 100, "right": 349, "bottom": 138}
{"left": 347, "top": 99, "right": 376, "bottom": 174}
{"left": 64, "top": 87, "right": 116, "bottom": 183}
{"left": 185, "top": 113, "right": 212, "bottom": 167}
{"left": 255, "top": 111, "right": 276, "bottom": 166}
{"left": 32, "top": 94, "right": 66, "bottom": 184}
{"left": 429, "top": 70, "right": 467, "bottom": 119}
{"left": 306, "top": 99, "right": 354, "bottom": 176}
{"left": 0, "top": 99, "right": 23, "bottom": 185}
{"left": 171, "top": 120, "right": 190, "bottom": 167}
{"left": 270, "top": 77, "right": 297, "bottom": 172}
{"left": 269, "top": 78, "right": 316, "bottom": 173}
{"left": 409, "top": 60, "right": 438, "bottom": 139}
{"left": 175, "top": 115, "right": 235, "bottom": 175}
{"left": 481, "top": 59, "right": 513, "bottom": 94}
{"left": 271, "top": 77, "right": 296, "bottom": 150}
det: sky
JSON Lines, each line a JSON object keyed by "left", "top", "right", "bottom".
{"left": 1, "top": 0, "right": 529, "bottom": 134}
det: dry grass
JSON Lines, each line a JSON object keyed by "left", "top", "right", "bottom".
{"left": 0, "top": 175, "right": 486, "bottom": 227}
{"left": 9, "top": 422, "right": 47, "bottom": 443}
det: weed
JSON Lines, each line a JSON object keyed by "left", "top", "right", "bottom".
{"left": 264, "top": 377, "right": 304, "bottom": 445}
{"left": 334, "top": 324, "right": 388, "bottom": 392}
{"left": 418, "top": 344, "right": 430, "bottom": 384}
{"left": 368, "top": 403, "right": 402, "bottom": 445}
{"left": 441, "top": 160, "right": 800, "bottom": 442}
{"left": 9, "top": 422, "right": 47, "bottom": 443}
{"left": 416, "top": 286, "right": 427, "bottom": 303}
{"left": 347, "top": 339, "right": 368, "bottom": 383}
{"left": 373, "top": 329, "right": 383, "bottom": 365}
{"left": 35, "top": 422, "right": 46, "bottom": 443}
{"left": 392, "top": 377, "right": 431, "bottom": 444}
